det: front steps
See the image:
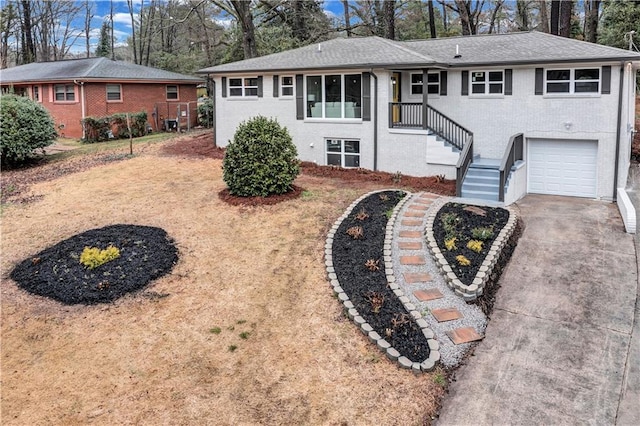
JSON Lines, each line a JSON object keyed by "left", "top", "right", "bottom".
{"left": 426, "top": 133, "right": 460, "bottom": 165}
{"left": 461, "top": 158, "right": 501, "bottom": 202}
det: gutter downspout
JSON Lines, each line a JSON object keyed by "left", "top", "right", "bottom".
{"left": 613, "top": 61, "right": 625, "bottom": 201}
{"left": 74, "top": 79, "right": 86, "bottom": 140}
{"left": 370, "top": 69, "right": 378, "bottom": 171}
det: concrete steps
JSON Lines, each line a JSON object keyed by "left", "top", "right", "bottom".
{"left": 426, "top": 133, "right": 460, "bottom": 166}
{"left": 461, "top": 159, "right": 501, "bottom": 202}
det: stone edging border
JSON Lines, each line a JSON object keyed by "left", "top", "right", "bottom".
{"left": 424, "top": 198, "right": 519, "bottom": 301}
{"left": 325, "top": 189, "right": 440, "bottom": 374}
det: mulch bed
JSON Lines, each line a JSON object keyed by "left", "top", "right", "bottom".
{"left": 433, "top": 203, "right": 509, "bottom": 285}
{"left": 332, "top": 190, "right": 431, "bottom": 363}
{"left": 10, "top": 225, "right": 178, "bottom": 305}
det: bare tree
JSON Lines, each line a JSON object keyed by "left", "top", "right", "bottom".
{"left": 110, "top": 0, "right": 115, "bottom": 59}
{"left": 488, "top": 0, "right": 505, "bottom": 34}
{"left": 584, "top": 0, "right": 600, "bottom": 43}
{"left": 427, "top": 0, "right": 437, "bottom": 38}
{"left": 343, "top": 0, "right": 352, "bottom": 36}
{"left": 127, "top": 0, "right": 138, "bottom": 63}
{"left": 19, "top": 0, "right": 36, "bottom": 64}
{"left": 538, "top": 0, "right": 549, "bottom": 33}
{"left": 83, "top": 1, "right": 93, "bottom": 57}
{"left": 559, "top": 0, "right": 572, "bottom": 37}
{"left": 0, "top": 2, "right": 18, "bottom": 68}
{"left": 383, "top": 0, "right": 395, "bottom": 39}
{"left": 550, "top": 0, "right": 559, "bottom": 34}
{"left": 442, "top": 0, "right": 485, "bottom": 36}
{"left": 516, "top": 0, "right": 530, "bottom": 30}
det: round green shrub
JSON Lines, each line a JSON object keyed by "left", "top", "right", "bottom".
{"left": 223, "top": 116, "right": 299, "bottom": 197}
{"left": 0, "top": 94, "right": 56, "bottom": 167}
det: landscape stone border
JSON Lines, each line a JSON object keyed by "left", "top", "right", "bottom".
{"left": 424, "top": 198, "right": 519, "bottom": 301}
{"left": 325, "top": 189, "right": 441, "bottom": 374}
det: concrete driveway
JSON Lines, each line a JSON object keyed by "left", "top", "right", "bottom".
{"left": 437, "top": 195, "right": 639, "bottom": 425}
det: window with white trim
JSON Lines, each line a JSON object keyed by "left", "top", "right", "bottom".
{"left": 546, "top": 68, "right": 600, "bottom": 94}
{"left": 281, "top": 76, "right": 293, "bottom": 96}
{"left": 166, "top": 85, "right": 179, "bottom": 100}
{"left": 410, "top": 72, "right": 440, "bottom": 95}
{"left": 326, "top": 139, "right": 360, "bottom": 167}
{"left": 54, "top": 84, "right": 75, "bottom": 101}
{"left": 471, "top": 71, "right": 504, "bottom": 94}
{"left": 106, "top": 84, "right": 122, "bottom": 101}
{"left": 32, "top": 85, "right": 40, "bottom": 101}
{"left": 306, "top": 74, "right": 361, "bottom": 119}
{"left": 229, "top": 77, "right": 258, "bottom": 97}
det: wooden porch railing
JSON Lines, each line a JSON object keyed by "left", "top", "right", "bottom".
{"left": 498, "top": 133, "right": 524, "bottom": 202}
{"left": 389, "top": 102, "right": 472, "bottom": 151}
{"left": 455, "top": 135, "right": 474, "bottom": 197}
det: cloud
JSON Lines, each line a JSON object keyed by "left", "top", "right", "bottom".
{"left": 112, "top": 12, "right": 136, "bottom": 27}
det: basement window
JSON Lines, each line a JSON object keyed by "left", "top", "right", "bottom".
{"left": 326, "top": 139, "right": 360, "bottom": 167}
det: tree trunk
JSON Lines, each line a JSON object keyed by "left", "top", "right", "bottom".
{"left": 84, "top": 0, "right": 92, "bottom": 57}
{"left": 343, "top": 0, "right": 352, "bottom": 36}
{"left": 427, "top": 0, "right": 436, "bottom": 38}
{"left": 110, "top": 0, "right": 115, "bottom": 59}
{"left": 559, "top": 0, "right": 572, "bottom": 38}
{"left": 441, "top": 1, "right": 448, "bottom": 31}
{"left": 454, "top": 0, "right": 473, "bottom": 36}
{"left": 584, "top": 0, "right": 600, "bottom": 43}
{"left": 20, "top": 0, "right": 36, "bottom": 63}
{"left": 538, "top": 0, "right": 549, "bottom": 33}
{"left": 550, "top": 0, "right": 559, "bottom": 35}
{"left": 488, "top": 0, "right": 504, "bottom": 34}
{"left": 383, "top": 0, "right": 395, "bottom": 40}
{"left": 516, "top": 0, "right": 529, "bottom": 31}
{"left": 127, "top": 0, "right": 138, "bottom": 63}
{"left": 231, "top": 1, "right": 257, "bottom": 59}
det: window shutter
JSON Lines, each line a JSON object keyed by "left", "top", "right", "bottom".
{"left": 535, "top": 68, "right": 543, "bottom": 95}
{"left": 362, "top": 72, "right": 371, "bottom": 122}
{"left": 440, "top": 71, "right": 447, "bottom": 96}
{"left": 505, "top": 69, "right": 513, "bottom": 95}
{"left": 221, "top": 77, "right": 227, "bottom": 98}
{"left": 257, "top": 76, "right": 263, "bottom": 97}
{"left": 273, "top": 75, "right": 279, "bottom": 97}
{"left": 461, "top": 71, "right": 468, "bottom": 96}
{"left": 296, "top": 74, "right": 304, "bottom": 120}
{"left": 601, "top": 66, "right": 611, "bottom": 95}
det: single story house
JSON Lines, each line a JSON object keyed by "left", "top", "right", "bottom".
{"left": 0, "top": 57, "right": 203, "bottom": 139}
{"left": 198, "top": 31, "right": 639, "bottom": 208}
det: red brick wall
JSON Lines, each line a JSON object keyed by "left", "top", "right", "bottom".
{"left": 9, "top": 82, "right": 198, "bottom": 139}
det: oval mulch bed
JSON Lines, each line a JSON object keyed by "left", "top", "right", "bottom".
{"left": 332, "top": 190, "right": 431, "bottom": 362}
{"left": 10, "top": 224, "right": 178, "bottom": 305}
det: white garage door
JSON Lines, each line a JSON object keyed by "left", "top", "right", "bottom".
{"left": 528, "top": 139, "right": 597, "bottom": 198}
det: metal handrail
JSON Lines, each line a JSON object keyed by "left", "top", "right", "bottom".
{"left": 456, "top": 135, "right": 474, "bottom": 197}
{"left": 498, "top": 133, "right": 524, "bottom": 202}
{"left": 389, "top": 102, "right": 473, "bottom": 151}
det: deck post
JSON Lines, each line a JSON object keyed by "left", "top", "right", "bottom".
{"left": 422, "top": 68, "right": 429, "bottom": 130}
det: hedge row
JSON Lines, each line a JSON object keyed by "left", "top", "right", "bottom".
{"left": 82, "top": 112, "right": 148, "bottom": 143}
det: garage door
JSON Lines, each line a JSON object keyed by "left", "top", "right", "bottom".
{"left": 528, "top": 139, "right": 597, "bottom": 198}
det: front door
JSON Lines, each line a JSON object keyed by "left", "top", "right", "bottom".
{"left": 391, "top": 72, "right": 401, "bottom": 124}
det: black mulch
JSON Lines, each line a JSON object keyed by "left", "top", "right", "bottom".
{"left": 10, "top": 224, "right": 178, "bottom": 305}
{"left": 433, "top": 203, "right": 509, "bottom": 285}
{"left": 332, "top": 190, "right": 431, "bottom": 363}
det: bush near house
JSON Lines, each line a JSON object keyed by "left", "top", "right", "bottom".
{"left": 197, "top": 98, "right": 214, "bottom": 128}
{"left": 223, "top": 116, "right": 299, "bottom": 197}
{"left": 82, "top": 112, "right": 148, "bottom": 143}
{"left": 0, "top": 94, "right": 56, "bottom": 167}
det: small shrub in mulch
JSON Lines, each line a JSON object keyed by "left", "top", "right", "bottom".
{"left": 433, "top": 203, "right": 509, "bottom": 285}
{"left": 10, "top": 224, "right": 178, "bottom": 305}
{"left": 332, "top": 190, "right": 431, "bottom": 362}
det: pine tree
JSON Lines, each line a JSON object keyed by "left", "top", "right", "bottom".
{"left": 95, "top": 21, "right": 111, "bottom": 57}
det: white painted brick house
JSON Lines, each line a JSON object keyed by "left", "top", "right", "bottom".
{"left": 198, "top": 31, "right": 640, "bottom": 205}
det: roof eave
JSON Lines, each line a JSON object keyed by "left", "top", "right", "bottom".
{"left": 443, "top": 56, "right": 640, "bottom": 68}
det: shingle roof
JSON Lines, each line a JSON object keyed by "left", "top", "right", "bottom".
{"left": 197, "top": 36, "right": 436, "bottom": 74}
{"left": 197, "top": 31, "right": 640, "bottom": 75}
{"left": 0, "top": 57, "right": 203, "bottom": 84}
{"left": 401, "top": 31, "right": 640, "bottom": 66}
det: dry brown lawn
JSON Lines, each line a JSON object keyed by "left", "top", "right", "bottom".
{"left": 1, "top": 141, "right": 445, "bottom": 425}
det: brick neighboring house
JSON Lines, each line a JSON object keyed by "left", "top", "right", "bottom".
{"left": 0, "top": 57, "right": 203, "bottom": 139}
